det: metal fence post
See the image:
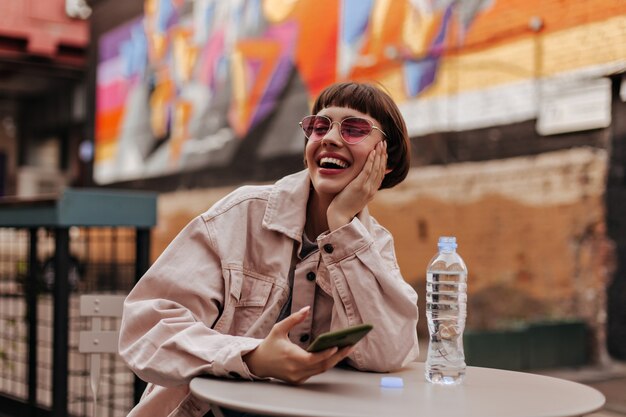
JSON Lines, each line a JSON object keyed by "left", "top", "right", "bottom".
{"left": 133, "top": 227, "right": 150, "bottom": 404}
{"left": 27, "top": 228, "right": 38, "bottom": 417}
{"left": 53, "top": 228, "right": 70, "bottom": 417}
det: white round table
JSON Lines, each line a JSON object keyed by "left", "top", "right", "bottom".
{"left": 190, "top": 362, "right": 605, "bottom": 417}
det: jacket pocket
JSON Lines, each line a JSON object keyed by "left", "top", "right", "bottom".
{"left": 230, "top": 269, "right": 273, "bottom": 307}
{"left": 221, "top": 267, "right": 274, "bottom": 335}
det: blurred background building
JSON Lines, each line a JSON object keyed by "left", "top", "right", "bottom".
{"left": 0, "top": 0, "right": 90, "bottom": 197}
{"left": 0, "top": 0, "right": 625, "bottom": 414}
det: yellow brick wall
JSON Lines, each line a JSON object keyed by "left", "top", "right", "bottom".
{"left": 421, "top": 15, "right": 626, "bottom": 99}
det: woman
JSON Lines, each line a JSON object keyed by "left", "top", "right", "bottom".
{"left": 119, "top": 82, "right": 420, "bottom": 417}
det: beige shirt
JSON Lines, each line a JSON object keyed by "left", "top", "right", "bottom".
{"left": 118, "top": 170, "right": 419, "bottom": 417}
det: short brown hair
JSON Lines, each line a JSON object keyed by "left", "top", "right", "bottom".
{"left": 310, "top": 82, "right": 411, "bottom": 189}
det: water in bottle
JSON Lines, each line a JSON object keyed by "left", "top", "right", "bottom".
{"left": 425, "top": 236, "right": 467, "bottom": 385}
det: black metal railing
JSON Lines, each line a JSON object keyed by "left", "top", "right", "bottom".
{"left": 0, "top": 189, "right": 157, "bottom": 417}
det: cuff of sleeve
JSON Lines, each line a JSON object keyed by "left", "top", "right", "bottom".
{"left": 215, "top": 337, "right": 265, "bottom": 380}
{"left": 317, "top": 218, "right": 373, "bottom": 264}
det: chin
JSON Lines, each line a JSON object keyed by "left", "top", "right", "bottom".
{"left": 310, "top": 177, "right": 349, "bottom": 197}
{"left": 314, "top": 185, "right": 343, "bottom": 197}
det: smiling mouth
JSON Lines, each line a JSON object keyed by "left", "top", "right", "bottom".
{"left": 318, "top": 157, "right": 350, "bottom": 169}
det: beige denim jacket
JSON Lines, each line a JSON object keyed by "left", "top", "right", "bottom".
{"left": 119, "top": 170, "right": 419, "bottom": 417}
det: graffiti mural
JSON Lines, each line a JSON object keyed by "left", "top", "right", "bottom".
{"left": 94, "top": 0, "right": 490, "bottom": 184}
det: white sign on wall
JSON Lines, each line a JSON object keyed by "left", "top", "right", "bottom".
{"left": 537, "top": 78, "right": 611, "bottom": 136}
{"left": 65, "top": 0, "right": 92, "bottom": 19}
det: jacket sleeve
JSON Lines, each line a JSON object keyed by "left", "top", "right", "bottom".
{"left": 118, "top": 216, "right": 262, "bottom": 387}
{"left": 317, "top": 217, "right": 419, "bottom": 372}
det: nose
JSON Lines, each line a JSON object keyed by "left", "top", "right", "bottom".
{"left": 321, "top": 121, "right": 343, "bottom": 146}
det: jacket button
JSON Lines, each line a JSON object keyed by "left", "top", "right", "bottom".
{"left": 306, "top": 272, "right": 316, "bottom": 281}
{"left": 323, "top": 244, "right": 334, "bottom": 253}
{"left": 300, "top": 334, "right": 310, "bottom": 343}
{"left": 228, "top": 371, "right": 241, "bottom": 378}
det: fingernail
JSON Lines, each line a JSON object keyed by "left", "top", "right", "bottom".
{"left": 299, "top": 306, "right": 311, "bottom": 314}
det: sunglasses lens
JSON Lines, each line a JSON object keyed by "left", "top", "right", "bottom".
{"left": 300, "top": 116, "right": 377, "bottom": 144}
{"left": 301, "top": 116, "right": 330, "bottom": 140}
{"left": 341, "top": 118, "right": 373, "bottom": 144}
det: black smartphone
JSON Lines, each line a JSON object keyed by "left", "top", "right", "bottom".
{"left": 306, "top": 323, "right": 373, "bottom": 352}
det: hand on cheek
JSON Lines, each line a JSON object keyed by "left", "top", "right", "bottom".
{"left": 327, "top": 140, "right": 388, "bottom": 231}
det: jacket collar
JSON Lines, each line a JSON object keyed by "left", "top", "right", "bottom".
{"left": 263, "top": 170, "right": 311, "bottom": 242}
{"left": 262, "top": 169, "right": 373, "bottom": 241}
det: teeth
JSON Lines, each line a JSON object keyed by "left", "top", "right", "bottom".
{"left": 320, "top": 157, "right": 349, "bottom": 168}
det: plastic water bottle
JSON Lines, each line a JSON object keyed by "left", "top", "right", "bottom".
{"left": 425, "top": 236, "right": 468, "bottom": 385}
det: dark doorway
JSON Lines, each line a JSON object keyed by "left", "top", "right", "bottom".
{"left": 606, "top": 74, "right": 626, "bottom": 359}
{"left": 0, "top": 151, "right": 5, "bottom": 196}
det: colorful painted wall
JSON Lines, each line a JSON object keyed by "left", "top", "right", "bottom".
{"left": 94, "top": 0, "right": 625, "bottom": 184}
{"left": 95, "top": 0, "right": 477, "bottom": 182}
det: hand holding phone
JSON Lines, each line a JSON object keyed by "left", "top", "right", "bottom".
{"left": 306, "top": 323, "right": 373, "bottom": 353}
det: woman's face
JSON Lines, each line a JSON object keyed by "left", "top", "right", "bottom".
{"left": 305, "top": 106, "right": 386, "bottom": 200}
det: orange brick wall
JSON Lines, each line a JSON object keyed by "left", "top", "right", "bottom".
{"left": 370, "top": 148, "right": 613, "bottom": 336}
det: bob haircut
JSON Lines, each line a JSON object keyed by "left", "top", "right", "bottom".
{"left": 309, "top": 82, "right": 411, "bottom": 190}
